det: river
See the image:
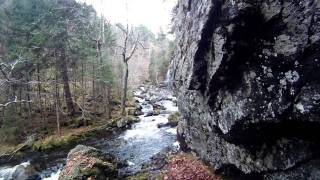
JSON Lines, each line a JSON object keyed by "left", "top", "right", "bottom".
{"left": 0, "top": 85, "right": 179, "bottom": 180}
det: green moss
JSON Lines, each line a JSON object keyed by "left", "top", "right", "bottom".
{"left": 80, "top": 160, "right": 117, "bottom": 179}
{"left": 168, "top": 112, "right": 181, "bottom": 126}
{"left": 32, "top": 134, "right": 81, "bottom": 151}
{"left": 127, "top": 116, "right": 140, "bottom": 123}
{"left": 126, "top": 172, "right": 149, "bottom": 180}
{"left": 126, "top": 107, "right": 136, "bottom": 116}
{"left": 69, "top": 116, "right": 93, "bottom": 128}
{"left": 153, "top": 107, "right": 161, "bottom": 115}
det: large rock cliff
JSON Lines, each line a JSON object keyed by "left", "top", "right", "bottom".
{"left": 171, "top": 0, "right": 320, "bottom": 178}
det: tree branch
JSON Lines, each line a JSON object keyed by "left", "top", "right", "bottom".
{"left": 0, "top": 96, "right": 32, "bottom": 108}
{"left": 125, "top": 37, "right": 139, "bottom": 62}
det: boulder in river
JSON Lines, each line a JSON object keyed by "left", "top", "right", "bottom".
{"left": 116, "top": 116, "right": 140, "bottom": 128}
{"left": 157, "top": 123, "right": 170, "bottom": 128}
{"left": 171, "top": 0, "right": 320, "bottom": 178}
{"left": 126, "top": 107, "right": 143, "bottom": 116}
{"left": 59, "top": 145, "right": 117, "bottom": 180}
{"left": 168, "top": 112, "right": 181, "bottom": 127}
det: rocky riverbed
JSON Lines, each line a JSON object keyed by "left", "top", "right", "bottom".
{"left": 0, "top": 84, "right": 180, "bottom": 180}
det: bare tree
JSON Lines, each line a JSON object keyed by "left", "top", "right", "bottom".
{"left": 0, "top": 59, "right": 33, "bottom": 110}
{"left": 116, "top": 24, "right": 142, "bottom": 117}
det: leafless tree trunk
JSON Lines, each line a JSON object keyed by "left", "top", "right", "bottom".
{"left": 118, "top": 25, "right": 140, "bottom": 116}
{"left": 121, "top": 61, "right": 129, "bottom": 116}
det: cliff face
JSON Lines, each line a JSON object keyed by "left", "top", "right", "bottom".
{"left": 171, "top": 0, "right": 320, "bottom": 177}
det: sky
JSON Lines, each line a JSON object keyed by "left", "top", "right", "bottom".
{"left": 77, "top": 0, "right": 177, "bottom": 35}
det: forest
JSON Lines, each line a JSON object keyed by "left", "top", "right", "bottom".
{"left": 0, "top": 0, "right": 172, "bottom": 144}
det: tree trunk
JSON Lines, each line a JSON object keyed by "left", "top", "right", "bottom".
{"left": 92, "top": 57, "right": 96, "bottom": 113}
{"left": 55, "top": 73, "right": 60, "bottom": 135}
{"left": 121, "top": 61, "right": 128, "bottom": 116}
{"left": 37, "top": 64, "right": 45, "bottom": 125}
{"left": 81, "top": 60, "right": 86, "bottom": 125}
{"left": 25, "top": 73, "right": 32, "bottom": 126}
{"left": 57, "top": 48, "right": 75, "bottom": 116}
{"left": 105, "top": 85, "right": 111, "bottom": 119}
{"left": 19, "top": 83, "right": 22, "bottom": 114}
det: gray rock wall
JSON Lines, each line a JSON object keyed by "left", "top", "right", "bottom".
{"left": 171, "top": 0, "right": 320, "bottom": 177}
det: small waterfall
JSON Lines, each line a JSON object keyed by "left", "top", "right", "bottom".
{"left": 0, "top": 161, "right": 30, "bottom": 180}
{"left": 164, "top": 61, "right": 173, "bottom": 87}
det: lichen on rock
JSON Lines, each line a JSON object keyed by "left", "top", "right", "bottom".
{"left": 59, "top": 145, "right": 118, "bottom": 180}
{"left": 171, "top": 0, "right": 320, "bottom": 178}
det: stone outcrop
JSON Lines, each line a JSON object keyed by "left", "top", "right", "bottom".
{"left": 171, "top": 0, "right": 320, "bottom": 178}
{"left": 59, "top": 145, "right": 118, "bottom": 180}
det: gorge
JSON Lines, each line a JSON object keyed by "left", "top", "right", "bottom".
{"left": 0, "top": 0, "right": 320, "bottom": 179}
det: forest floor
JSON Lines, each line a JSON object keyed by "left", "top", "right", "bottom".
{"left": 162, "top": 153, "right": 221, "bottom": 180}
{"left": 0, "top": 97, "right": 137, "bottom": 159}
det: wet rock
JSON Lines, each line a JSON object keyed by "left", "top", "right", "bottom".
{"left": 134, "top": 111, "right": 144, "bottom": 116}
{"left": 159, "top": 110, "right": 171, "bottom": 114}
{"left": 153, "top": 109, "right": 161, "bottom": 116}
{"left": 172, "top": 0, "right": 320, "bottom": 177}
{"left": 157, "top": 123, "right": 170, "bottom": 128}
{"left": 11, "top": 165, "right": 40, "bottom": 180}
{"left": 59, "top": 145, "right": 117, "bottom": 180}
{"left": 116, "top": 116, "right": 140, "bottom": 128}
{"left": 126, "top": 108, "right": 136, "bottom": 116}
{"left": 141, "top": 147, "right": 179, "bottom": 172}
{"left": 0, "top": 162, "right": 41, "bottom": 180}
{"left": 116, "top": 118, "right": 129, "bottom": 128}
{"left": 144, "top": 111, "right": 154, "bottom": 117}
{"left": 168, "top": 112, "right": 181, "bottom": 127}
{"left": 126, "top": 107, "right": 143, "bottom": 116}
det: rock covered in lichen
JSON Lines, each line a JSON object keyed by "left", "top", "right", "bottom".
{"left": 171, "top": 0, "right": 320, "bottom": 177}
{"left": 59, "top": 145, "right": 117, "bottom": 180}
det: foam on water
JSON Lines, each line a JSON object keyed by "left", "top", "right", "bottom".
{"left": 0, "top": 161, "right": 30, "bottom": 180}
{"left": 121, "top": 115, "right": 168, "bottom": 140}
{"left": 43, "top": 169, "right": 61, "bottom": 180}
{"left": 166, "top": 128, "right": 177, "bottom": 135}
{"left": 162, "top": 100, "right": 179, "bottom": 112}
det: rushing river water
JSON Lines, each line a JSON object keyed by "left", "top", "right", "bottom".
{"left": 0, "top": 85, "right": 179, "bottom": 180}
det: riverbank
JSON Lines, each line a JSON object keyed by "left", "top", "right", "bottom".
{"left": 0, "top": 101, "right": 139, "bottom": 166}
{"left": 0, "top": 84, "right": 181, "bottom": 179}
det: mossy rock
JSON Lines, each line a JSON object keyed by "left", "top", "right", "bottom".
{"left": 116, "top": 116, "right": 140, "bottom": 128}
{"left": 59, "top": 145, "right": 117, "bottom": 180}
{"left": 127, "top": 116, "right": 140, "bottom": 123}
{"left": 79, "top": 160, "right": 116, "bottom": 180}
{"left": 126, "top": 107, "right": 136, "bottom": 116}
{"left": 69, "top": 116, "right": 93, "bottom": 128}
{"left": 32, "top": 134, "right": 81, "bottom": 151}
{"left": 126, "top": 172, "right": 149, "bottom": 180}
{"left": 153, "top": 107, "right": 161, "bottom": 115}
{"left": 126, "top": 107, "right": 143, "bottom": 116}
{"left": 168, "top": 112, "right": 181, "bottom": 127}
